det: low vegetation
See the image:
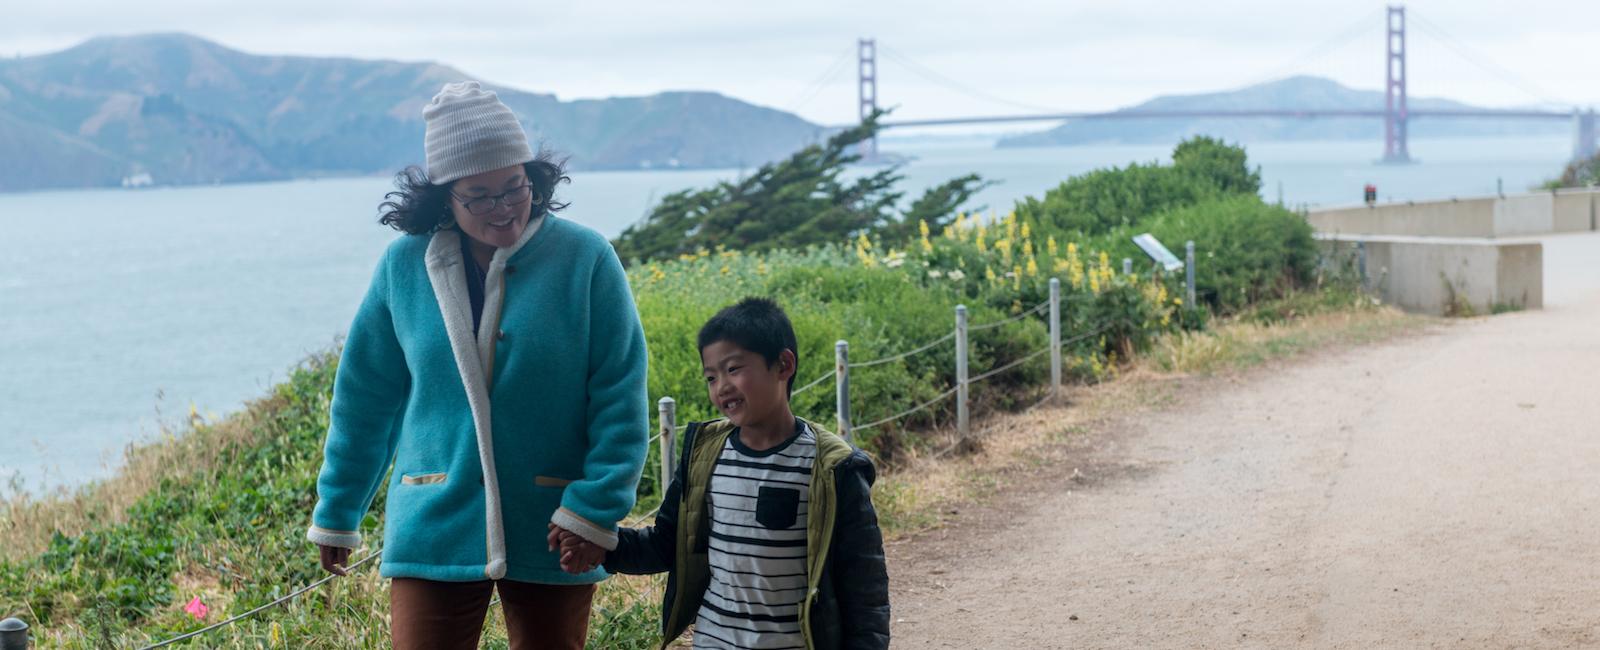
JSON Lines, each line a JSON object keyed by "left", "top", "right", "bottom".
{"left": 3, "top": 133, "right": 1337, "bottom": 648}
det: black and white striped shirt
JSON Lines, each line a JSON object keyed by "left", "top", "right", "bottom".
{"left": 693, "top": 421, "right": 815, "bottom": 650}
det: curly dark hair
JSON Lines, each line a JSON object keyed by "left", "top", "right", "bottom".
{"left": 378, "top": 150, "right": 571, "bottom": 235}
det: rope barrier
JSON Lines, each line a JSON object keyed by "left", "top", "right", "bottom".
{"left": 847, "top": 331, "right": 955, "bottom": 369}
{"left": 968, "top": 346, "right": 1050, "bottom": 385}
{"left": 140, "top": 551, "right": 381, "bottom": 649}
{"left": 854, "top": 386, "right": 960, "bottom": 431}
{"left": 790, "top": 369, "right": 836, "bottom": 397}
{"left": 968, "top": 300, "right": 1050, "bottom": 332}
{"left": 136, "top": 301, "right": 1144, "bottom": 647}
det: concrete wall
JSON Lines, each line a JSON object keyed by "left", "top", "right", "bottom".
{"left": 1553, "top": 190, "right": 1597, "bottom": 232}
{"left": 1318, "top": 235, "right": 1543, "bottom": 316}
{"left": 1309, "top": 199, "right": 1495, "bottom": 238}
{"left": 1310, "top": 189, "right": 1600, "bottom": 239}
{"left": 1493, "top": 193, "right": 1554, "bottom": 237}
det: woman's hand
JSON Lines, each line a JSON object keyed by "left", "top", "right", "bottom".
{"left": 318, "top": 544, "right": 352, "bottom": 576}
{"left": 548, "top": 523, "right": 605, "bottom": 573}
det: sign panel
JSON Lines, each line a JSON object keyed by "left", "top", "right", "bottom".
{"left": 1132, "top": 233, "right": 1184, "bottom": 272}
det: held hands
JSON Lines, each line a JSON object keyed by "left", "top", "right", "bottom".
{"left": 547, "top": 523, "right": 605, "bottom": 574}
{"left": 321, "top": 530, "right": 601, "bottom": 575}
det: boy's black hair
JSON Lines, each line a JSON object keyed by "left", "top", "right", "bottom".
{"left": 698, "top": 297, "right": 799, "bottom": 396}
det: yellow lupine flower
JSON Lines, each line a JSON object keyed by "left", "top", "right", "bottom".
{"left": 921, "top": 235, "right": 934, "bottom": 254}
{"left": 985, "top": 265, "right": 997, "bottom": 284}
{"left": 1047, "top": 236, "right": 1059, "bottom": 257}
{"left": 1089, "top": 269, "right": 1100, "bottom": 294}
{"left": 919, "top": 219, "right": 930, "bottom": 239}
{"left": 720, "top": 265, "right": 730, "bottom": 275}
{"left": 1053, "top": 258, "right": 1070, "bottom": 273}
{"left": 1012, "top": 265, "right": 1022, "bottom": 291}
{"left": 1026, "top": 257, "right": 1039, "bottom": 277}
{"left": 1021, "top": 222, "right": 1031, "bottom": 240}
{"left": 857, "top": 233, "right": 873, "bottom": 251}
{"left": 757, "top": 263, "right": 769, "bottom": 275}
{"left": 975, "top": 228, "right": 988, "bottom": 253}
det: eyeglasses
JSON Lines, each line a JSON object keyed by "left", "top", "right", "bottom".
{"left": 450, "top": 184, "right": 540, "bottom": 216}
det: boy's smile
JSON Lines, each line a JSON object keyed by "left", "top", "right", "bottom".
{"left": 701, "top": 340, "right": 796, "bottom": 446}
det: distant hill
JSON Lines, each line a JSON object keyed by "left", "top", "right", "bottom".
{"left": 997, "top": 76, "right": 1567, "bottom": 148}
{"left": 0, "top": 33, "right": 825, "bottom": 192}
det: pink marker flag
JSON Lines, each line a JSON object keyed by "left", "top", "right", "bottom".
{"left": 184, "top": 596, "right": 209, "bottom": 620}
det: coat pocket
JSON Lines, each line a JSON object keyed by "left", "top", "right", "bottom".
{"left": 400, "top": 472, "right": 447, "bottom": 486}
{"left": 534, "top": 475, "right": 575, "bottom": 488}
{"left": 755, "top": 486, "right": 801, "bottom": 530}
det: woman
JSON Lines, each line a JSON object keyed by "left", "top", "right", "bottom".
{"left": 306, "top": 81, "right": 648, "bottom": 649}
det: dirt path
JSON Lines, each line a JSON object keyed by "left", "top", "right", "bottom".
{"left": 889, "top": 286, "right": 1600, "bottom": 647}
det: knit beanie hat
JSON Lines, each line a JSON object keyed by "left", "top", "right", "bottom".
{"left": 423, "top": 81, "right": 535, "bottom": 185}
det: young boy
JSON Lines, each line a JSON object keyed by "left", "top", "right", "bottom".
{"left": 557, "top": 297, "right": 890, "bottom": 649}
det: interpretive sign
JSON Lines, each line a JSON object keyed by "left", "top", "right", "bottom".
{"left": 1132, "top": 233, "right": 1184, "bottom": 271}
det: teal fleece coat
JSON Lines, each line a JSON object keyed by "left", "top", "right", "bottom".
{"left": 306, "top": 214, "right": 649, "bottom": 584}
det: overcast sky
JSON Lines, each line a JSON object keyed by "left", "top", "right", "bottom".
{"left": 7, "top": 0, "right": 1598, "bottom": 128}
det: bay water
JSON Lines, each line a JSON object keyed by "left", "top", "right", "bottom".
{"left": 0, "top": 134, "right": 1572, "bottom": 495}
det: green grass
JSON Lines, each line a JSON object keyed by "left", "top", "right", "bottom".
{"left": 0, "top": 221, "right": 1288, "bottom": 648}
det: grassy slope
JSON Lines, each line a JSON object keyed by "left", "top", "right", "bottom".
{"left": 0, "top": 284, "right": 1422, "bottom": 648}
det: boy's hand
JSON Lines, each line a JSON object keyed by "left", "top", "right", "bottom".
{"left": 547, "top": 523, "right": 606, "bottom": 573}
{"left": 561, "top": 538, "right": 605, "bottom": 573}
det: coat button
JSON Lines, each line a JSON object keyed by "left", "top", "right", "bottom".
{"left": 497, "top": 330, "right": 507, "bottom": 341}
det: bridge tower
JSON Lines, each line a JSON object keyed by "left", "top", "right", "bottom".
{"left": 1382, "top": 5, "right": 1411, "bottom": 163}
{"left": 858, "top": 38, "right": 878, "bottom": 158}
{"left": 1574, "top": 108, "right": 1597, "bottom": 162}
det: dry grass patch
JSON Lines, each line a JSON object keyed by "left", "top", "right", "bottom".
{"left": 874, "top": 296, "right": 1429, "bottom": 542}
{"left": 1, "top": 401, "right": 278, "bottom": 562}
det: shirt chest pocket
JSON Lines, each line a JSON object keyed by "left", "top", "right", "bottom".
{"left": 755, "top": 486, "right": 801, "bottom": 530}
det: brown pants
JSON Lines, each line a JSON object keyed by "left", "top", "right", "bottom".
{"left": 390, "top": 577, "right": 595, "bottom": 650}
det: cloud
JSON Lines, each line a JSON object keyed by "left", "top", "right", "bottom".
{"left": 5, "top": 0, "right": 1597, "bottom": 126}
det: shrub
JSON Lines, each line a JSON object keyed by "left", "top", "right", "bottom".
{"left": 1014, "top": 136, "right": 1261, "bottom": 238}
{"left": 1092, "top": 195, "right": 1317, "bottom": 313}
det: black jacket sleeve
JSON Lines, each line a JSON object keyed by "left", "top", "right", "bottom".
{"left": 602, "top": 474, "right": 680, "bottom": 575}
{"left": 833, "top": 451, "right": 891, "bottom": 650}
{"left": 605, "top": 422, "right": 703, "bottom": 575}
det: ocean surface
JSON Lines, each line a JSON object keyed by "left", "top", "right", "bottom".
{"left": 0, "top": 134, "right": 1574, "bottom": 495}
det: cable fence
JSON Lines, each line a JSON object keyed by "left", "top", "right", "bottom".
{"left": 123, "top": 246, "right": 1201, "bottom": 647}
